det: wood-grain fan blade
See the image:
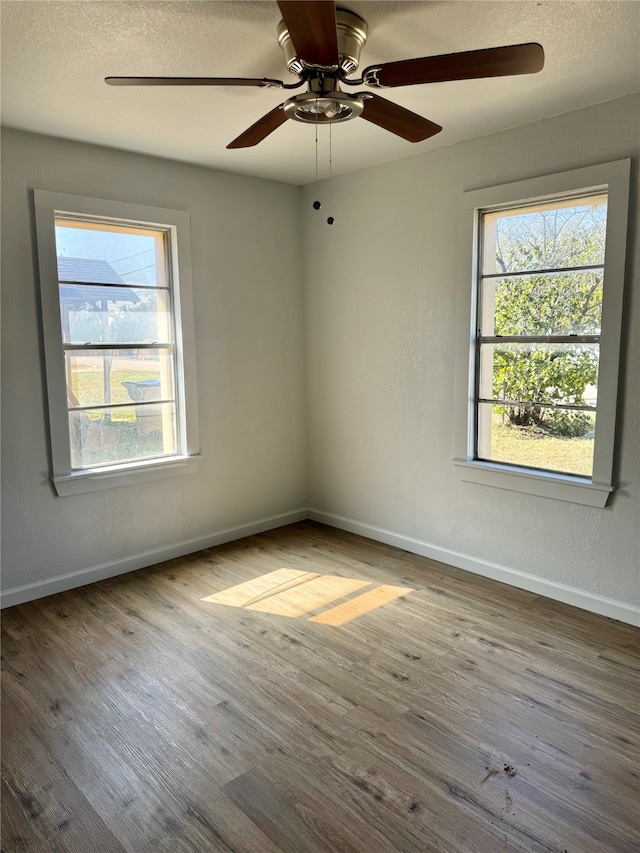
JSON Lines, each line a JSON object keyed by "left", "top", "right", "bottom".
{"left": 360, "top": 94, "right": 442, "bottom": 143}
{"left": 105, "top": 76, "right": 286, "bottom": 87}
{"left": 227, "top": 104, "right": 289, "bottom": 149}
{"left": 276, "top": 1, "right": 339, "bottom": 67}
{"left": 363, "top": 43, "right": 544, "bottom": 88}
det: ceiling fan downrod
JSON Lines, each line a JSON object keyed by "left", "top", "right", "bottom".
{"left": 277, "top": 8, "right": 368, "bottom": 77}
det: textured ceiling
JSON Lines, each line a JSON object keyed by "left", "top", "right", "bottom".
{"left": 2, "top": 1, "right": 639, "bottom": 185}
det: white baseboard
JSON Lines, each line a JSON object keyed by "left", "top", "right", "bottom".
{"left": 0, "top": 509, "right": 309, "bottom": 609}
{"left": 4, "top": 506, "right": 638, "bottom": 627}
{"left": 309, "top": 509, "right": 640, "bottom": 627}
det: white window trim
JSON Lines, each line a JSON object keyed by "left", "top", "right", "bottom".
{"left": 34, "top": 190, "right": 201, "bottom": 496}
{"left": 453, "top": 160, "right": 631, "bottom": 507}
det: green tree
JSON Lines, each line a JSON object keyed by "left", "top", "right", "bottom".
{"left": 489, "top": 202, "right": 606, "bottom": 436}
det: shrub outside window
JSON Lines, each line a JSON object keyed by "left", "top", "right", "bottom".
{"left": 454, "top": 161, "right": 630, "bottom": 507}
{"left": 476, "top": 194, "right": 606, "bottom": 479}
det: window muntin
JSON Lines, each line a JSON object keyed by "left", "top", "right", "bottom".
{"left": 474, "top": 193, "right": 607, "bottom": 480}
{"left": 54, "top": 217, "right": 179, "bottom": 471}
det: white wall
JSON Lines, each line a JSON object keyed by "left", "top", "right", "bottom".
{"left": 1, "top": 129, "right": 307, "bottom": 597}
{"left": 3, "top": 96, "right": 638, "bottom": 621}
{"left": 303, "top": 94, "right": 639, "bottom": 614}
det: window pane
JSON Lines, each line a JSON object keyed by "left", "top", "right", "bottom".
{"left": 479, "top": 342, "right": 599, "bottom": 407}
{"left": 69, "top": 402, "right": 177, "bottom": 469}
{"left": 477, "top": 403, "right": 595, "bottom": 477}
{"left": 481, "top": 270, "right": 603, "bottom": 336}
{"left": 66, "top": 349, "right": 174, "bottom": 409}
{"left": 55, "top": 222, "right": 163, "bottom": 287}
{"left": 482, "top": 197, "right": 607, "bottom": 275}
{"left": 60, "top": 286, "right": 171, "bottom": 344}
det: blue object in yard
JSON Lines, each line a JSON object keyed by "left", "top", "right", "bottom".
{"left": 121, "top": 378, "right": 161, "bottom": 402}
{"left": 121, "top": 379, "right": 162, "bottom": 434}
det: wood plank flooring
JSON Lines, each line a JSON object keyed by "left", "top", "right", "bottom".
{"left": 2, "top": 521, "right": 639, "bottom": 852}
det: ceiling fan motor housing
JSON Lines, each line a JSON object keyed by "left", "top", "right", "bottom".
{"left": 277, "top": 9, "right": 368, "bottom": 76}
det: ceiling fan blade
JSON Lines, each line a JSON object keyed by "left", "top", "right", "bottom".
{"left": 362, "top": 43, "right": 544, "bottom": 88}
{"left": 106, "top": 76, "right": 286, "bottom": 88}
{"left": 360, "top": 94, "right": 442, "bottom": 143}
{"left": 227, "top": 104, "right": 289, "bottom": 149}
{"left": 276, "top": 1, "right": 339, "bottom": 67}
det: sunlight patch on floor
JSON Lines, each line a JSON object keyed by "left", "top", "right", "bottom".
{"left": 201, "top": 569, "right": 412, "bottom": 625}
{"left": 309, "top": 584, "right": 408, "bottom": 626}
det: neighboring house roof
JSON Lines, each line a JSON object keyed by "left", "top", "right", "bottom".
{"left": 58, "top": 256, "right": 125, "bottom": 285}
{"left": 57, "top": 256, "right": 139, "bottom": 303}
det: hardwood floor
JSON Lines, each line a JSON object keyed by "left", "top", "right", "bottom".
{"left": 2, "top": 521, "right": 639, "bottom": 852}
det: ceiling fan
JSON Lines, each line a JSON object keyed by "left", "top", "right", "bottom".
{"left": 106, "top": 1, "right": 544, "bottom": 150}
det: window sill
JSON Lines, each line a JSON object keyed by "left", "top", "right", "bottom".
{"left": 453, "top": 458, "right": 612, "bottom": 507}
{"left": 52, "top": 454, "right": 202, "bottom": 496}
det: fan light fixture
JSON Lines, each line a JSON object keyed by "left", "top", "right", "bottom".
{"left": 283, "top": 91, "right": 364, "bottom": 123}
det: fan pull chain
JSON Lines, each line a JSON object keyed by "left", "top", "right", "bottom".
{"left": 312, "top": 102, "right": 321, "bottom": 211}
{"left": 327, "top": 122, "right": 334, "bottom": 225}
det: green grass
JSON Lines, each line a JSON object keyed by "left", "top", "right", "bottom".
{"left": 72, "top": 368, "right": 158, "bottom": 406}
{"left": 489, "top": 420, "right": 594, "bottom": 477}
{"left": 71, "top": 367, "right": 162, "bottom": 423}
{"left": 69, "top": 365, "right": 174, "bottom": 467}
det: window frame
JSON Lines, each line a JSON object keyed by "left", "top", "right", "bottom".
{"left": 34, "top": 190, "right": 201, "bottom": 496}
{"left": 453, "top": 160, "right": 631, "bottom": 507}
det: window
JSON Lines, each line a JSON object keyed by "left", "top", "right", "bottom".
{"left": 453, "top": 161, "right": 630, "bottom": 507}
{"left": 35, "top": 191, "right": 200, "bottom": 495}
